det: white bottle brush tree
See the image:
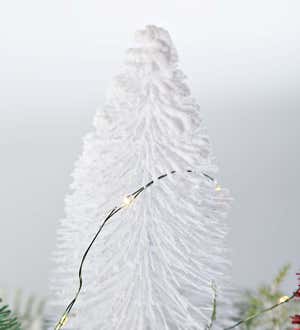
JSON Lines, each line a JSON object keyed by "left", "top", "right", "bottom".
{"left": 48, "top": 25, "right": 232, "bottom": 330}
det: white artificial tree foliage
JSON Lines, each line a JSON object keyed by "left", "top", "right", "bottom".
{"left": 48, "top": 25, "right": 232, "bottom": 330}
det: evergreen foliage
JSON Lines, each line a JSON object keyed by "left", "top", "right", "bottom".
{"left": 0, "top": 299, "right": 20, "bottom": 330}
{"left": 232, "top": 264, "right": 297, "bottom": 329}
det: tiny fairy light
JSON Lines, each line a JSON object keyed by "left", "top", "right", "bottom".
{"left": 122, "top": 195, "right": 135, "bottom": 207}
{"left": 215, "top": 184, "right": 222, "bottom": 192}
{"left": 279, "top": 295, "right": 290, "bottom": 304}
{"left": 54, "top": 169, "right": 217, "bottom": 330}
{"left": 225, "top": 292, "right": 297, "bottom": 330}
{"left": 226, "top": 273, "right": 300, "bottom": 330}
{"left": 55, "top": 314, "right": 68, "bottom": 330}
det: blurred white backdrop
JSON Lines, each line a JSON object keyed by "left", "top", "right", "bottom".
{"left": 0, "top": 0, "right": 299, "bottom": 297}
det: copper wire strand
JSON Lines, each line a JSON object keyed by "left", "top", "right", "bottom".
{"left": 54, "top": 169, "right": 297, "bottom": 330}
{"left": 54, "top": 169, "right": 209, "bottom": 329}
{"left": 224, "top": 291, "right": 298, "bottom": 329}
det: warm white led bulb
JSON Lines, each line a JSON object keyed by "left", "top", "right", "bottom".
{"left": 278, "top": 295, "right": 289, "bottom": 304}
{"left": 214, "top": 180, "right": 222, "bottom": 192}
{"left": 122, "top": 195, "right": 134, "bottom": 207}
{"left": 55, "top": 314, "right": 68, "bottom": 330}
{"left": 215, "top": 184, "right": 222, "bottom": 192}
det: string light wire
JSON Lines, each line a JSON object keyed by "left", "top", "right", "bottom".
{"left": 54, "top": 168, "right": 299, "bottom": 330}
{"left": 54, "top": 169, "right": 216, "bottom": 329}
{"left": 225, "top": 290, "right": 298, "bottom": 330}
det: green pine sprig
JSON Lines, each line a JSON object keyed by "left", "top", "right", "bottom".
{"left": 230, "top": 264, "right": 297, "bottom": 329}
{"left": 0, "top": 299, "right": 21, "bottom": 330}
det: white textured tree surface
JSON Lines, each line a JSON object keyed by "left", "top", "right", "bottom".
{"left": 48, "top": 25, "right": 232, "bottom": 330}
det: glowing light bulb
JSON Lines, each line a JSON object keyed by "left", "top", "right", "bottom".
{"left": 122, "top": 195, "right": 134, "bottom": 207}
{"left": 55, "top": 314, "right": 68, "bottom": 330}
{"left": 215, "top": 184, "right": 222, "bottom": 192}
{"left": 278, "top": 295, "right": 289, "bottom": 304}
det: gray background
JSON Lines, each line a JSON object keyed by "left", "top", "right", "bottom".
{"left": 0, "top": 0, "right": 299, "bottom": 298}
